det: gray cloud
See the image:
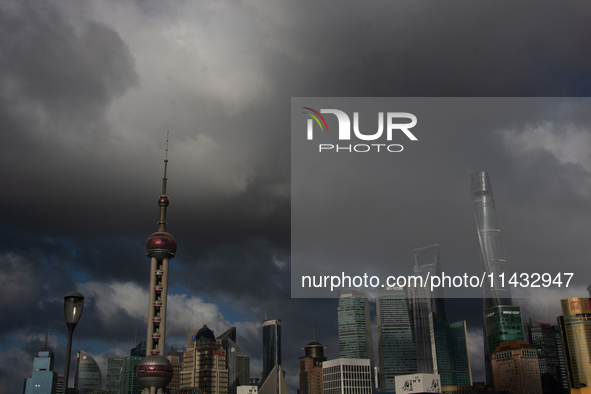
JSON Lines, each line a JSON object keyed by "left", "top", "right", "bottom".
{"left": 1, "top": 0, "right": 591, "bottom": 392}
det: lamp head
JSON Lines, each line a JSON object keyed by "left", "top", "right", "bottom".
{"left": 64, "top": 291, "right": 84, "bottom": 329}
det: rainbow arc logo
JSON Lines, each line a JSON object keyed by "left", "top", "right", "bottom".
{"left": 302, "top": 107, "right": 328, "bottom": 131}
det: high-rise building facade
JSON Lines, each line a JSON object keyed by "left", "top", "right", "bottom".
{"left": 299, "top": 341, "right": 327, "bottom": 394}
{"left": 74, "top": 351, "right": 102, "bottom": 394}
{"left": 181, "top": 325, "right": 229, "bottom": 394}
{"left": 491, "top": 340, "right": 542, "bottom": 394}
{"left": 523, "top": 318, "right": 565, "bottom": 393}
{"left": 557, "top": 297, "right": 591, "bottom": 389}
{"left": 377, "top": 287, "right": 417, "bottom": 393}
{"left": 130, "top": 341, "right": 146, "bottom": 358}
{"left": 262, "top": 319, "right": 282, "bottom": 386}
{"left": 449, "top": 321, "right": 472, "bottom": 387}
{"left": 166, "top": 346, "right": 182, "bottom": 393}
{"left": 337, "top": 288, "right": 374, "bottom": 383}
{"left": 218, "top": 327, "right": 251, "bottom": 394}
{"left": 120, "top": 356, "right": 143, "bottom": 394}
{"left": 106, "top": 357, "right": 123, "bottom": 394}
{"left": 553, "top": 325, "right": 569, "bottom": 392}
{"left": 413, "top": 245, "right": 447, "bottom": 321}
{"left": 24, "top": 334, "right": 58, "bottom": 394}
{"left": 322, "top": 358, "right": 372, "bottom": 394}
{"left": 484, "top": 305, "right": 524, "bottom": 365}
{"left": 408, "top": 245, "right": 472, "bottom": 389}
{"left": 471, "top": 171, "right": 513, "bottom": 387}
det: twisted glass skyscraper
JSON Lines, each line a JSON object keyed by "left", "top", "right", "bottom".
{"left": 470, "top": 171, "right": 512, "bottom": 308}
{"left": 471, "top": 171, "right": 514, "bottom": 387}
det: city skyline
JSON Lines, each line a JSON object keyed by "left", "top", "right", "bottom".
{"left": 2, "top": 1, "right": 591, "bottom": 394}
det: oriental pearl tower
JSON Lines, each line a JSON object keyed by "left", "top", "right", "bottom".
{"left": 136, "top": 134, "right": 175, "bottom": 394}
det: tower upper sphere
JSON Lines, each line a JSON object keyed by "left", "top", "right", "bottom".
{"left": 145, "top": 231, "right": 177, "bottom": 258}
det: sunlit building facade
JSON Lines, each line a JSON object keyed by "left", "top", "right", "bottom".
{"left": 557, "top": 297, "right": 591, "bottom": 389}
{"left": 491, "top": 340, "right": 542, "bottom": 394}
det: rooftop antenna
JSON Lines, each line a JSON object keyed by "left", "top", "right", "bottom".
{"left": 312, "top": 325, "right": 315, "bottom": 341}
{"left": 265, "top": 309, "right": 267, "bottom": 320}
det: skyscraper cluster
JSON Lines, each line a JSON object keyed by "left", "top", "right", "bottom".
{"left": 335, "top": 245, "right": 472, "bottom": 394}
{"left": 22, "top": 155, "right": 591, "bottom": 394}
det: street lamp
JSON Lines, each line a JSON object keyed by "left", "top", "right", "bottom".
{"left": 63, "top": 291, "right": 84, "bottom": 392}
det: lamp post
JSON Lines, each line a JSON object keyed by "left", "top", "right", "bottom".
{"left": 63, "top": 291, "right": 84, "bottom": 393}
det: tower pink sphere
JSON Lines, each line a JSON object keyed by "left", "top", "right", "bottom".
{"left": 145, "top": 232, "right": 177, "bottom": 258}
{"left": 136, "top": 355, "right": 173, "bottom": 389}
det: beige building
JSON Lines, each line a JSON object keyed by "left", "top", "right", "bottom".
{"left": 491, "top": 340, "right": 542, "bottom": 394}
{"left": 166, "top": 345, "right": 182, "bottom": 392}
{"left": 558, "top": 297, "right": 591, "bottom": 390}
{"left": 181, "top": 325, "right": 229, "bottom": 394}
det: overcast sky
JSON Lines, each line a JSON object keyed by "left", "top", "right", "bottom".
{"left": 1, "top": 1, "right": 591, "bottom": 393}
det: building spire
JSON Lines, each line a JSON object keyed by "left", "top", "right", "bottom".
{"left": 157, "top": 132, "right": 170, "bottom": 232}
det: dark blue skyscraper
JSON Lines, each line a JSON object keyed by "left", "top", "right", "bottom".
{"left": 262, "top": 318, "right": 281, "bottom": 385}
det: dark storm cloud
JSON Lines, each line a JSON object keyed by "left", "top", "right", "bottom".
{"left": 1, "top": 0, "right": 591, "bottom": 392}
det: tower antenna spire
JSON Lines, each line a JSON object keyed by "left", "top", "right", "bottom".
{"left": 162, "top": 131, "right": 169, "bottom": 196}
{"left": 157, "top": 132, "right": 170, "bottom": 232}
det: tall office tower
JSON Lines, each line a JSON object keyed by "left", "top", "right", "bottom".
{"left": 491, "top": 340, "right": 542, "bottom": 394}
{"left": 218, "top": 327, "right": 251, "bottom": 394}
{"left": 407, "top": 285, "right": 436, "bottom": 375}
{"left": 322, "top": 358, "right": 372, "bottom": 394}
{"left": 106, "top": 357, "right": 123, "bottom": 393}
{"left": 449, "top": 321, "right": 472, "bottom": 387}
{"left": 484, "top": 305, "right": 524, "bottom": 360}
{"left": 408, "top": 246, "right": 472, "bottom": 388}
{"left": 137, "top": 137, "right": 175, "bottom": 393}
{"left": 236, "top": 348, "right": 251, "bottom": 389}
{"left": 299, "top": 340, "right": 327, "bottom": 394}
{"left": 131, "top": 340, "right": 147, "bottom": 358}
{"left": 409, "top": 245, "right": 443, "bottom": 377}
{"left": 557, "top": 297, "right": 591, "bottom": 389}
{"left": 55, "top": 376, "right": 64, "bottom": 394}
{"left": 120, "top": 355, "right": 143, "bottom": 394}
{"left": 24, "top": 334, "right": 58, "bottom": 394}
{"left": 470, "top": 171, "right": 512, "bottom": 308}
{"left": 553, "top": 325, "right": 569, "bottom": 392}
{"left": 413, "top": 245, "right": 447, "bottom": 321}
{"left": 262, "top": 319, "right": 282, "bottom": 386}
{"left": 523, "top": 318, "right": 565, "bottom": 393}
{"left": 74, "top": 351, "right": 102, "bottom": 394}
{"left": 166, "top": 346, "right": 182, "bottom": 393}
{"left": 471, "top": 171, "right": 513, "bottom": 386}
{"left": 337, "top": 289, "right": 374, "bottom": 369}
{"left": 181, "top": 325, "right": 229, "bottom": 393}
{"left": 377, "top": 287, "right": 418, "bottom": 393}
